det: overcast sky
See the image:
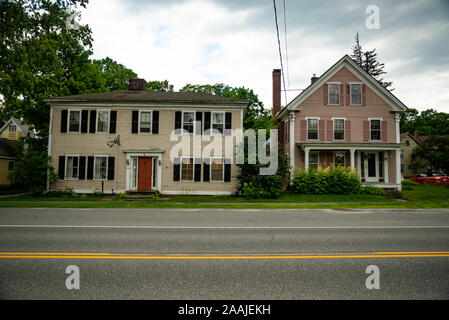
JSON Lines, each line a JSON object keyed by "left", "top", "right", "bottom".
{"left": 80, "top": 0, "right": 449, "bottom": 112}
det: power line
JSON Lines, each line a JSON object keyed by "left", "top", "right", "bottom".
{"left": 272, "top": 0, "right": 288, "bottom": 105}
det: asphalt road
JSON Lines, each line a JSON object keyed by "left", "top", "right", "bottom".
{"left": 0, "top": 207, "right": 448, "bottom": 299}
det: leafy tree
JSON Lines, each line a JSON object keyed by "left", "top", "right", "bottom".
{"left": 0, "top": 0, "right": 99, "bottom": 142}
{"left": 410, "top": 135, "right": 449, "bottom": 174}
{"left": 180, "top": 83, "right": 271, "bottom": 129}
{"left": 93, "top": 57, "right": 137, "bottom": 91}
{"left": 9, "top": 138, "right": 57, "bottom": 194}
{"left": 350, "top": 32, "right": 393, "bottom": 90}
{"left": 146, "top": 80, "right": 174, "bottom": 92}
{"left": 400, "top": 108, "right": 449, "bottom": 136}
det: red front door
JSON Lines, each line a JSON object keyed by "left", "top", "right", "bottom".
{"left": 138, "top": 157, "right": 152, "bottom": 192}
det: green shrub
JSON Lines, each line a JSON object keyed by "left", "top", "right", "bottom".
{"left": 92, "top": 188, "right": 102, "bottom": 197}
{"left": 292, "top": 166, "right": 362, "bottom": 194}
{"left": 152, "top": 191, "right": 159, "bottom": 201}
{"left": 117, "top": 192, "right": 127, "bottom": 200}
{"left": 360, "top": 185, "right": 385, "bottom": 195}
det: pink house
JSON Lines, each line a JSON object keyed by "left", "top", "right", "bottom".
{"left": 275, "top": 55, "right": 407, "bottom": 190}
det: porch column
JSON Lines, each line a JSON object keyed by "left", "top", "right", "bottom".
{"left": 350, "top": 148, "right": 355, "bottom": 169}
{"left": 289, "top": 112, "right": 296, "bottom": 184}
{"left": 304, "top": 147, "right": 310, "bottom": 170}
{"left": 395, "top": 149, "right": 402, "bottom": 190}
{"left": 384, "top": 151, "right": 389, "bottom": 183}
{"left": 395, "top": 113, "right": 400, "bottom": 144}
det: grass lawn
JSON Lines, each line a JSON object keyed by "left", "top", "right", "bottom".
{"left": 400, "top": 181, "right": 449, "bottom": 202}
{"left": 0, "top": 182, "right": 447, "bottom": 209}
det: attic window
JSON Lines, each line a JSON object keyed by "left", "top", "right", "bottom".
{"left": 328, "top": 84, "right": 340, "bottom": 105}
{"left": 9, "top": 125, "right": 16, "bottom": 132}
{"left": 350, "top": 84, "right": 362, "bottom": 105}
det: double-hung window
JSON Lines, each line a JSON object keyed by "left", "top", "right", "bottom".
{"left": 334, "top": 119, "right": 345, "bottom": 140}
{"left": 94, "top": 156, "right": 108, "bottom": 180}
{"left": 307, "top": 118, "right": 319, "bottom": 140}
{"left": 8, "top": 160, "right": 14, "bottom": 172}
{"left": 139, "top": 111, "right": 152, "bottom": 133}
{"left": 9, "top": 125, "right": 16, "bottom": 132}
{"left": 65, "top": 156, "right": 79, "bottom": 179}
{"left": 182, "top": 112, "right": 194, "bottom": 134}
{"left": 212, "top": 112, "right": 224, "bottom": 134}
{"left": 350, "top": 84, "right": 362, "bottom": 105}
{"left": 68, "top": 110, "right": 81, "bottom": 133}
{"left": 96, "top": 110, "right": 109, "bottom": 133}
{"left": 309, "top": 152, "right": 319, "bottom": 169}
{"left": 181, "top": 157, "right": 194, "bottom": 181}
{"left": 370, "top": 119, "right": 381, "bottom": 141}
{"left": 328, "top": 83, "right": 340, "bottom": 105}
{"left": 334, "top": 152, "right": 345, "bottom": 167}
{"left": 211, "top": 158, "right": 224, "bottom": 182}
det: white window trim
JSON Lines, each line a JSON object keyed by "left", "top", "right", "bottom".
{"left": 65, "top": 154, "right": 80, "bottom": 180}
{"left": 210, "top": 157, "right": 224, "bottom": 182}
{"left": 334, "top": 151, "right": 346, "bottom": 166}
{"left": 67, "top": 109, "right": 82, "bottom": 133}
{"left": 308, "top": 152, "right": 320, "bottom": 167}
{"left": 349, "top": 83, "right": 363, "bottom": 106}
{"left": 130, "top": 157, "right": 139, "bottom": 190}
{"left": 138, "top": 110, "right": 153, "bottom": 134}
{"left": 7, "top": 160, "right": 14, "bottom": 172}
{"left": 93, "top": 155, "right": 109, "bottom": 181}
{"left": 306, "top": 117, "right": 320, "bottom": 141}
{"left": 180, "top": 156, "right": 194, "bottom": 182}
{"left": 211, "top": 111, "right": 225, "bottom": 136}
{"left": 327, "top": 82, "right": 341, "bottom": 105}
{"left": 8, "top": 125, "right": 17, "bottom": 132}
{"left": 333, "top": 118, "right": 345, "bottom": 141}
{"left": 369, "top": 118, "right": 383, "bottom": 142}
{"left": 95, "top": 109, "right": 111, "bottom": 134}
{"left": 181, "top": 110, "right": 195, "bottom": 135}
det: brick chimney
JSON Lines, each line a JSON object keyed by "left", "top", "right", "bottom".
{"left": 272, "top": 69, "right": 281, "bottom": 117}
{"left": 414, "top": 131, "right": 420, "bottom": 139}
{"left": 128, "top": 78, "right": 147, "bottom": 90}
{"left": 311, "top": 73, "right": 319, "bottom": 84}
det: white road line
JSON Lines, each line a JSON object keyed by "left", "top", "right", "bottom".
{"left": 0, "top": 225, "right": 449, "bottom": 229}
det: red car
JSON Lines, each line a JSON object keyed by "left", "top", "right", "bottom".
{"left": 410, "top": 173, "right": 449, "bottom": 186}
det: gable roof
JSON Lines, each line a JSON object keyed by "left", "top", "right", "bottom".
{"left": 0, "top": 117, "right": 32, "bottom": 136}
{"left": 44, "top": 90, "right": 248, "bottom": 107}
{"left": 277, "top": 55, "right": 408, "bottom": 118}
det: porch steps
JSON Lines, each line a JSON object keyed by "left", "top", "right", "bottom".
{"left": 383, "top": 188, "right": 401, "bottom": 199}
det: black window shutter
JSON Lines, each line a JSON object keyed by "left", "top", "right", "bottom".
{"left": 58, "top": 156, "right": 65, "bottom": 179}
{"left": 203, "top": 159, "right": 210, "bottom": 182}
{"left": 195, "top": 112, "right": 202, "bottom": 135}
{"left": 109, "top": 110, "right": 117, "bottom": 134}
{"left": 81, "top": 110, "right": 88, "bottom": 133}
{"left": 132, "top": 110, "right": 139, "bottom": 133}
{"left": 224, "top": 159, "right": 231, "bottom": 182}
{"left": 204, "top": 112, "right": 211, "bottom": 134}
{"left": 107, "top": 157, "right": 115, "bottom": 180}
{"left": 225, "top": 112, "right": 232, "bottom": 135}
{"left": 78, "top": 156, "right": 86, "bottom": 179}
{"left": 87, "top": 156, "right": 94, "bottom": 180}
{"left": 61, "top": 110, "right": 68, "bottom": 133}
{"left": 89, "top": 110, "right": 96, "bottom": 133}
{"left": 152, "top": 111, "right": 159, "bottom": 134}
{"left": 175, "top": 111, "right": 182, "bottom": 134}
{"left": 173, "top": 157, "right": 180, "bottom": 181}
{"left": 194, "top": 158, "right": 201, "bottom": 181}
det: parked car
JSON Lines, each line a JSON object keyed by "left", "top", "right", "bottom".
{"left": 410, "top": 173, "right": 449, "bottom": 186}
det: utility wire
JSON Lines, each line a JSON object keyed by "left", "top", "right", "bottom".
{"left": 272, "top": 0, "right": 288, "bottom": 105}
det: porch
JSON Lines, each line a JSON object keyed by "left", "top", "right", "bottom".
{"left": 295, "top": 143, "right": 402, "bottom": 190}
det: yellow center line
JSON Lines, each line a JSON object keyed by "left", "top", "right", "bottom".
{"left": 0, "top": 251, "right": 448, "bottom": 260}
